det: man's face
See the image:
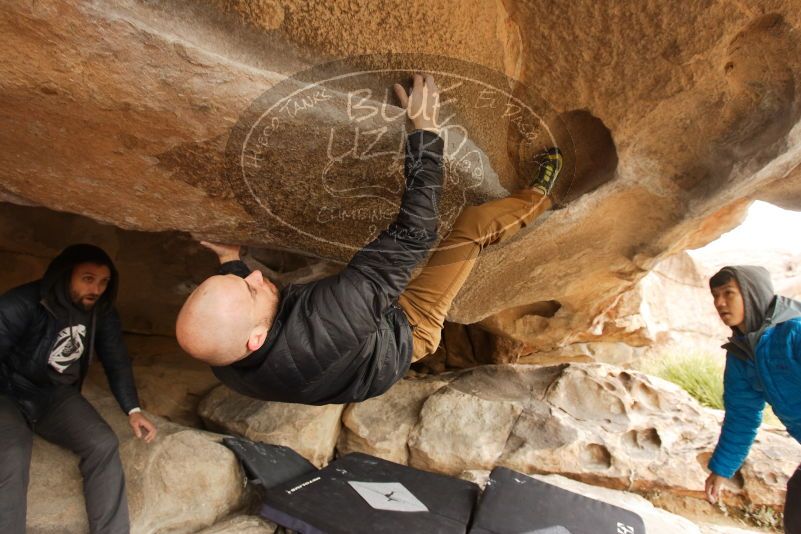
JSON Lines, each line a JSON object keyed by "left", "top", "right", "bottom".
{"left": 711, "top": 278, "right": 746, "bottom": 331}
{"left": 240, "top": 269, "right": 280, "bottom": 322}
{"left": 70, "top": 262, "right": 111, "bottom": 310}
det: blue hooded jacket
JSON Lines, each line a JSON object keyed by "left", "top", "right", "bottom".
{"left": 708, "top": 265, "right": 801, "bottom": 478}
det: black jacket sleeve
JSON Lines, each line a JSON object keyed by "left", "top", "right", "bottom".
{"left": 307, "top": 129, "right": 444, "bottom": 343}
{"left": 94, "top": 308, "right": 140, "bottom": 414}
{"left": 0, "top": 285, "right": 35, "bottom": 365}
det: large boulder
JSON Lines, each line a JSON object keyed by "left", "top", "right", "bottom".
{"left": 1, "top": 0, "right": 800, "bottom": 361}
{"left": 199, "top": 384, "right": 344, "bottom": 467}
{"left": 26, "top": 396, "right": 247, "bottom": 533}
{"left": 85, "top": 335, "right": 220, "bottom": 427}
{"left": 581, "top": 221, "right": 801, "bottom": 365}
{"left": 340, "top": 363, "right": 801, "bottom": 514}
{"left": 338, "top": 375, "right": 450, "bottom": 464}
{"left": 4, "top": 2, "right": 801, "bottom": 530}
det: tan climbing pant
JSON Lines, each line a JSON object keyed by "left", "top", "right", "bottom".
{"left": 398, "top": 189, "right": 551, "bottom": 362}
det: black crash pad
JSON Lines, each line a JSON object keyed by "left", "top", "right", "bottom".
{"left": 222, "top": 436, "right": 317, "bottom": 489}
{"left": 260, "top": 452, "right": 480, "bottom": 534}
{"left": 469, "top": 467, "right": 646, "bottom": 534}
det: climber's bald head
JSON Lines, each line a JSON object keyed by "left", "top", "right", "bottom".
{"left": 176, "top": 271, "right": 280, "bottom": 366}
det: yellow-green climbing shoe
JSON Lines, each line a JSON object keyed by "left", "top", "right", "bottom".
{"left": 528, "top": 147, "right": 563, "bottom": 196}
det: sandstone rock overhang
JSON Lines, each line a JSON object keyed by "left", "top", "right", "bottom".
{"left": 1, "top": 0, "right": 800, "bottom": 352}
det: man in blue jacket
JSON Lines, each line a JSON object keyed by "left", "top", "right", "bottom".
{"left": 0, "top": 244, "right": 157, "bottom": 534}
{"left": 705, "top": 265, "right": 801, "bottom": 533}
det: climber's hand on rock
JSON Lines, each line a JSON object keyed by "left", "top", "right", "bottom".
{"left": 393, "top": 73, "right": 440, "bottom": 133}
{"left": 200, "top": 241, "right": 241, "bottom": 264}
{"left": 704, "top": 472, "right": 726, "bottom": 504}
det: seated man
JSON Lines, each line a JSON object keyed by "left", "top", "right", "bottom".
{"left": 0, "top": 243, "right": 157, "bottom": 534}
{"left": 176, "top": 74, "right": 564, "bottom": 404}
{"left": 704, "top": 266, "right": 800, "bottom": 533}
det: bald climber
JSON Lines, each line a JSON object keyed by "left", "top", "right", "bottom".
{"left": 178, "top": 260, "right": 280, "bottom": 367}
{"left": 177, "top": 73, "right": 564, "bottom": 404}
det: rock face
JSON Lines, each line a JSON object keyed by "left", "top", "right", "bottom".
{"left": 338, "top": 364, "right": 800, "bottom": 512}
{"left": 27, "top": 360, "right": 795, "bottom": 531}
{"left": 2, "top": 0, "right": 801, "bottom": 359}
{"left": 567, "top": 210, "right": 801, "bottom": 366}
{"left": 3, "top": 3, "right": 801, "bottom": 528}
{"left": 338, "top": 376, "right": 451, "bottom": 465}
{"left": 27, "top": 395, "right": 247, "bottom": 534}
{"left": 86, "top": 335, "right": 220, "bottom": 427}
{"left": 551, "top": 251, "right": 735, "bottom": 366}
{"left": 199, "top": 384, "right": 345, "bottom": 467}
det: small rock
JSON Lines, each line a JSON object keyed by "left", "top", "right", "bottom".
{"left": 199, "top": 385, "right": 344, "bottom": 467}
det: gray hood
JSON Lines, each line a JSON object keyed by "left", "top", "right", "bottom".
{"left": 719, "top": 265, "right": 801, "bottom": 360}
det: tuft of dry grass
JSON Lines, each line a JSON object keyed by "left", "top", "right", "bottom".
{"left": 645, "top": 352, "right": 783, "bottom": 427}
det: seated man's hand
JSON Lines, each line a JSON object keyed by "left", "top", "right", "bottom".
{"left": 704, "top": 472, "right": 727, "bottom": 504}
{"left": 200, "top": 241, "right": 241, "bottom": 264}
{"left": 129, "top": 412, "right": 158, "bottom": 444}
{"left": 393, "top": 73, "right": 440, "bottom": 133}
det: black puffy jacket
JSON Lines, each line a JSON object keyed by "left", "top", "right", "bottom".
{"left": 0, "top": 245, "right": 140, "bottom": 423}
{"left": 212, "top": 130, "right": 444, "bottom": 404}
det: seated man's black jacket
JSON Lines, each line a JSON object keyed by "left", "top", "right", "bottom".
{"left": 0, "top": 278, "right": 140, "bottom": 424}
{"left": 212, "top": 130, "right": 444, "bottom": 405}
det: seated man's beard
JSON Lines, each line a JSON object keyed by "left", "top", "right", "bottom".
{"left": 71, "top": 290, "right": 99, "bottom": 310}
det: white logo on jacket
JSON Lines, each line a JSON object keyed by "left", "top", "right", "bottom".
{"left": 48, "top": 325, "right": 86, "bottom": 373}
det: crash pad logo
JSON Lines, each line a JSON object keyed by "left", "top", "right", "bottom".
{"left": 348, "top": 481, "right": 429, "bottom": 512}
{"left": 225, "top": 53, "right": 569, "bottom": 257}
